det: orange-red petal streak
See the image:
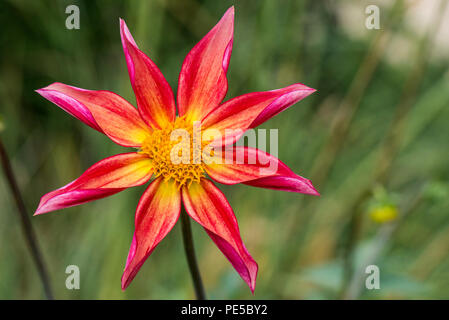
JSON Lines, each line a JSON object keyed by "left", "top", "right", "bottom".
{"left": 182, "top": 178, "right": 258, "bottom": 292}
{"left": 205, "top": 146, "right": 320, "bottom": 196}
{"left": 35, "top": 153, "right": 153, "bottom": 215}
{"left": 36, "top": 83, "right": 150, "bottom": 147}
{"left": 121, "top": 177, "right": 181, "bottom": 289}
{"left": 120, "top": 19, "right": 176, "bottom": 129}
{"left": 202, "top": 84, "right": 316, "bottom": 146}
{"left": 177, "top": 7, "right": 234, "bottom": 122}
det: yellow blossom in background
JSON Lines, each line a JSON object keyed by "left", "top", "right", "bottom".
{"left": 370, "top": 205, "right": 399, "bottom": 224}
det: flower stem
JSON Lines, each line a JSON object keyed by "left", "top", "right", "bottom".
{"left": 0, "top": 137, "right": 54, "bottom": 300}
{"left": 180, "top": 207, "right": 206, "bottom": 300}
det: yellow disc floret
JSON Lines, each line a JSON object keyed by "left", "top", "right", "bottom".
{"left": 140, "top": 116, "right": 206, "bottom": 188}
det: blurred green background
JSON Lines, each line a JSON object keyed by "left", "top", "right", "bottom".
{"left": 1, "top": 0, "right": 449, "bottom": 299}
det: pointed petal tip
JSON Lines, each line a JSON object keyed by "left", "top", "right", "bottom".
{"left": 284, "top": 83, "right": 316, "bottom": 95}
{"left": 245, "top": 260, "right": 257, "bottom": 294}
{"left": 121, "top": 268, "right": 133, "bottom": 290}
{"left": 120, "top": 18, "right": 137, "bottom": 48}
{"left": 35, "top": 87, "right": 57, "bottom": 100}
{"left": 34, "top": 202, "right": 49, "bottom": 216}
{"left": 302, "top": 178, "right": 320, "bottom": 196}
{"left": 34, "top": 192, "right": 54, "bottom": 216}
{"left": 249, "top": 262, "right": 258, "bottom": 294}
{"left": 119, "top": 18, "right": 128, "bottom": 31}
{"left": 120, "top": 276, "right": 129, "bottom": 291}
{"left": 35, "top": 84, "right": 54, "bottom": 95}
{"left": 33, "top": 207, "right": 53, "bottom": 216}
{"left": 222, "top": 6, "right": 235, "bottom": 26}
{"left": 119, "top": 18, "right": 127, "bottom": 34}
{"left": 35, "top": 87, "right": 52, "bottom": 99}
{"left": 295, "top": 83, "right": 316, "bottom": 92}
{"left": 306, "top": 179, "right": 320, "bottom": 196}
{"left": 36, "top": 82, "right": 77, "bottom": 98}
{"left": 35, "top": 89, "right": 47, "bottom": 99}
{"left": 120, "top": 266, "right": 134, "bottom": 291}
{"left": 34, "top": 200, "right": 59, "bottom": 216}
{"left": 248, "top": 278, "right": 256, "bottom": 295}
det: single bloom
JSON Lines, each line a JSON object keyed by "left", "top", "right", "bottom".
{"left": 35, "top": 7, "right": 319, "bottom": 293}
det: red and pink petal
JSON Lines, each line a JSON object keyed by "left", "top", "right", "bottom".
{"left": 120, "top": 19, "right": 176, "bottom": 129}
{"left": 244, "top": 175, "right": 319, "bottom": 195}
{"left": 36, "top": 83, "right": 150, "bottom": 147}
{"left": 182, "top": 178, "right": 258, "bottom": 292}
{"left": 202, "top": 83, "right": 316, "bottom": 146}
{"left": 121, "top": 178, "right": 181, "bottom": 289}
{"left": 35, "top": 153, "right": 153, "bottom": 215}
{"left": 205, "top": 146, "right": 319, "bottom": 196}
{"left": 177, "top": 6, "right": 234, "bottom": 122}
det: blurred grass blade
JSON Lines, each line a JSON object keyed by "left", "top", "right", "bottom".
{"left": 0, "top": 137, "right": 54, "bottom": 300}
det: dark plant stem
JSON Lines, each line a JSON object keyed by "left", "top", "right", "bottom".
{"left": 180, "top": 207, "right": 206, "bottom": 300}
{"left": 0, "top": 137, "right": 54, "bottom": 300}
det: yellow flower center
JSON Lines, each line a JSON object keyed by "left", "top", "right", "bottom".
{"left": 140, "top": 116, "right": 206, "bottom": 188}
